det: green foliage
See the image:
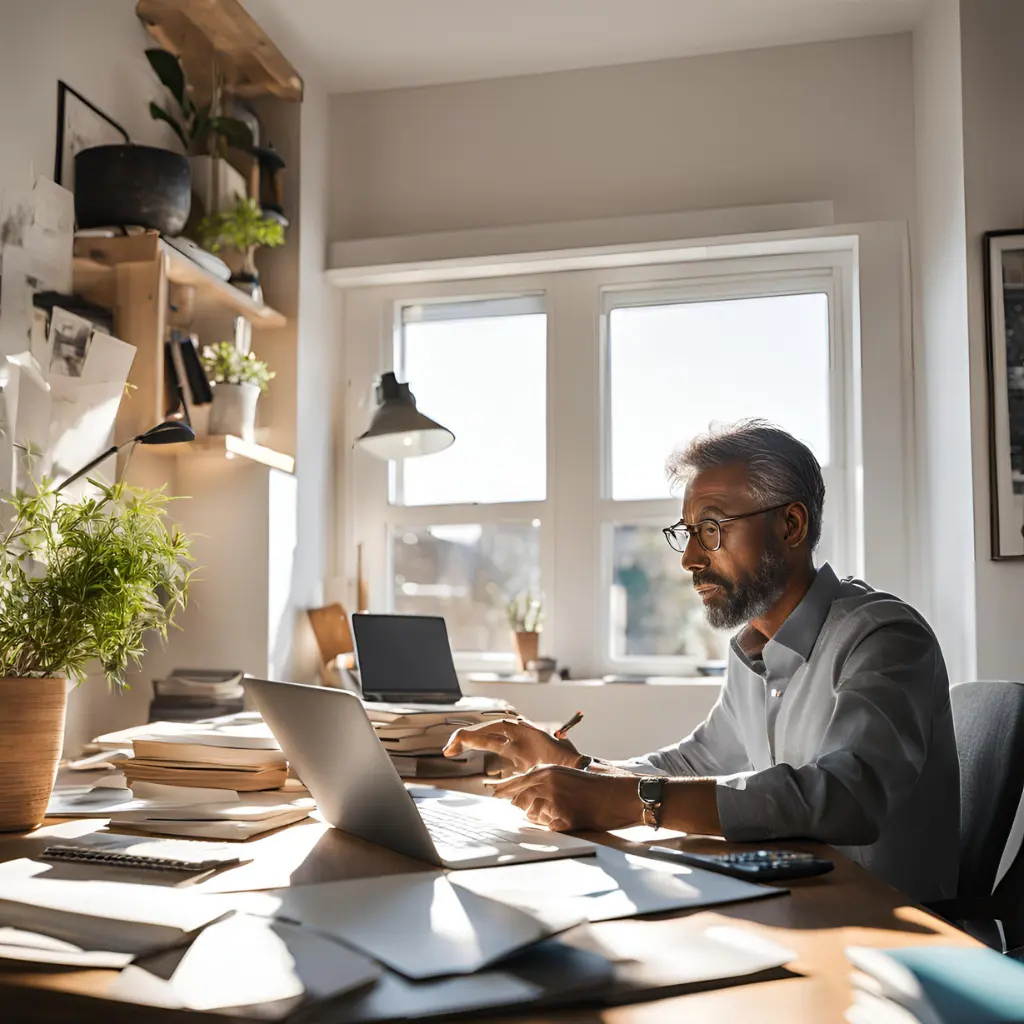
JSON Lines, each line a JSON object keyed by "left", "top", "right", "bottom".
{"left": 201, "top": 341, "right": 275, "bottom": 395}
{"left": 0, "top": 482, "right": 194, "bottom": 687}
{"left": 507, "top": 592, "right": 544, "bottom": 633}
{"left": 196, "top": 197, "right": 285, "bottom": 256}
{"left": 145, "top": 49, "right": 254, "bottom": 156}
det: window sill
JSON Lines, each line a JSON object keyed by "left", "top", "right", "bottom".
{"left": 464, "top": 674, "right": 724, "bottom": 687}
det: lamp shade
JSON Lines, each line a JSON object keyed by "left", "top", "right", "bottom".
{"left": 356, "top": 372, "right": 454, "bottom": 460}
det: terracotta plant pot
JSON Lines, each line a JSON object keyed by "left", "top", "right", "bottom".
{"left": 513, "top": 631, "right": 540, "bottom": 672}
{"left": 0, "top": 678, "right": 67, "bottom": 832}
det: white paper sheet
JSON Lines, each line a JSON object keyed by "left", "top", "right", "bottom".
{"left": 107, "top": 917, "right": 380, "bottom": 1016}
{"left": 0, "top": 861, "right": 233, "bottom": 954}
{"left": 233, "top": 871, "right": 584, "bottom": 980}
{"left": 0, "top": 927, "right": 133, "bottom": 969}
{"left": 449, "top": 846, "right": 783, "bottom": 922}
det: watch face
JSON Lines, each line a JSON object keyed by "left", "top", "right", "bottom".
{"left": 638, "top": 777, "right": 664, "bottom": 803}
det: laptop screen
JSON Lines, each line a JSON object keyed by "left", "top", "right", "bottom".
{"left": 351, "top": 614, "right": 463, "bottom": 701}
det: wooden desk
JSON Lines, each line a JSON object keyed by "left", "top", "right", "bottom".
{"left": 0, "top": 803, "right": 976, "bottom": 1023}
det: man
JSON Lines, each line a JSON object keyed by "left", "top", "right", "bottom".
{"left": 445, "top": 420, "right": 959, "bottom": 902}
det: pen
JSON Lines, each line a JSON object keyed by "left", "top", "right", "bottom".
{"left": 554, "top": 710, "right": 584, "bottom": 740}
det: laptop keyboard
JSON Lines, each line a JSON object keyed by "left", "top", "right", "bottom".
{"left": 418, "top": 805, "right": 522, "bottom": 849}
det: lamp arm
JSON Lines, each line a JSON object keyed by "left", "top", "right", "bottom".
{"left": 54, "top": 438, "right": 133, "bottom": 494}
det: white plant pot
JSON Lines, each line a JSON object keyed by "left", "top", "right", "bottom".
{"left": 208, "top": 382, "right": 260, "bottom": 442}
{"left": 189, "top": 155, "right": 248, "bottom": 218}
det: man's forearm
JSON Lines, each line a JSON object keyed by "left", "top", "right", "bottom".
{"left": 659, "top": 778, "right": 723, "bottom": 836}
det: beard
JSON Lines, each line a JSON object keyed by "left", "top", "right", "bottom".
{"left": 692, "top": 539, "right": 790, "bottom": 630}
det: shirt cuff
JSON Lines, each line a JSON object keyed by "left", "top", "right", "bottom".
{"left": 715, "top": 772, "right": 774, "bottom": 841}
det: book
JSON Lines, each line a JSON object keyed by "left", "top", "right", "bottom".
{"left": 847, "top": 945, "right": 1024, "bottom": 1024}
{"left": 176, "top": 332, "right": 213, "bottom": 405}
{"left": 131, "top": 740, "right": 285, "bottom": 768}
{"left": 95, "top": 718, "right": 280, "bottom": 751}
{"left": 0, "top": 865, "right": 231, "bottom": 955}
{"left": 122, "top": 760, "right": 287, "bottom": 792}
{"left": 389, "top": 750, "right": 487, "bottom": 778}
{"left": 120, "top": 808, "right": 312, "bottom": 841}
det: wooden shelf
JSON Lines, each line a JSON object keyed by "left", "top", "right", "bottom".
{"left": 142, "top": 434, "right": 295, "bottom": 473}
{"left": 136, "top": 0, "right": 303, "bottom": 101}
{"left": 73, "top": 235, "right": 287, "bottom": 328}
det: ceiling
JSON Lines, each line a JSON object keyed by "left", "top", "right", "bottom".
{"left": 242, "top": 0, "right": 928, "bottom": 94}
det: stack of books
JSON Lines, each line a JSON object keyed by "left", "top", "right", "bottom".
{"left": 121, "top": 717, "right": 288, "bottom": 793}
{"left": 363, "top": 696, "right": 518, "bottom": 778}
{"left": 148, "top": 668, "right": 245, "bottom": 723}
{"left": 845, "top": 945, "right": 1024, "bottom": 1023}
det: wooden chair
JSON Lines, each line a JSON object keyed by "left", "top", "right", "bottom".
{"left": 306, "top": 603, "right": 355, "bottom": 688}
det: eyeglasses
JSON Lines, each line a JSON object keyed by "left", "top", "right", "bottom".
{"left": 663, "top": 502, "right": 792, "bottom": 553}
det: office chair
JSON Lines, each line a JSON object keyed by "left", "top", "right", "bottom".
{"left": 928, "top": 681, "right": 1024, "bottom": 952}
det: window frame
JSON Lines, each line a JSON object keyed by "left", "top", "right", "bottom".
{"left": 597, "top": 266, "right": 852, "bottom": 675}
{"left": 341, "top": 248, "right": 861, "bottom": 678}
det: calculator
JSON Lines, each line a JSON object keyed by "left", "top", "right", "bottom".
{"left": 647, "top": 846, "right": 834, "bottom": 881}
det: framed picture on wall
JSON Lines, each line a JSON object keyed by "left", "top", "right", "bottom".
{"left": 985, "top": 230, "right": 1024, "bottom": 559}
{"left": 53, "top": 81, "right": 129, "bottom": 193}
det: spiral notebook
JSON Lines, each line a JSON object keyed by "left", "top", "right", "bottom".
{"left": 39, "top": 835, "right": 246, "bottom": 876}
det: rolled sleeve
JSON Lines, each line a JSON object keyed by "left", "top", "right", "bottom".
{"left": 715, "top": 621, "right": 937, "bottom": 846}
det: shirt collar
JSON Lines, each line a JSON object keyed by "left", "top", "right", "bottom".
{"left": 731, "top": 563, "right": 841, "bottom": 672}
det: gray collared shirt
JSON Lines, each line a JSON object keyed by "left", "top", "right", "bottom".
{"left": 616, "top": 564, "right": 960, "bottom": 902}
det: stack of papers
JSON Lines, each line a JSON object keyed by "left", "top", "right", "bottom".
{"left": 846, "top": 945, "right": 1024, "bottom": 1024}
{"left": 47, "top": 781, "right": 314, "bottom": 840}
{"left": 363, "top": 697, "right": 517, "bottom": 778}
{"left": 0, "top": 860, "right": 230, "bottom": 960}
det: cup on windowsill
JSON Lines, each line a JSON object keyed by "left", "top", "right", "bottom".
{"left": 526, "top": 657, "right": 557, "bottom": 683}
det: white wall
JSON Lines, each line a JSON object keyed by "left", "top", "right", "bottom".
{"left": 328, "top": 34, "right": 916, "bottom": 241}
{"left": 288, "top": 76, "right": 340, "bottom": 682}
{"left": 911, "top": 0, "right": 976, "bottom": 683}
{"left": 958, "top": 0, "right": 1024, "bottom": 682}
{"left": 0, "top": 0, "right": 176, "bottom": 198}
{"left": 0, "top": 0, "right": 181, "bottom": 752}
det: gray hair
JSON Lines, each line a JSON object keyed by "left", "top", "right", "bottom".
{"left": 666, "top": 420, "right": 826, "bottom": 551}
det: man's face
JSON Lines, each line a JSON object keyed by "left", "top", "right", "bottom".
{"left": 680, "top": 462, "right": 790, "bottom": 630}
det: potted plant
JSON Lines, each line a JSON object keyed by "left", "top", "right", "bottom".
{"left": 201, "top": 340, "right": 275, "bottom": 442}
{"left": 196, "top": 196, "right": 285, "bottom": 300}
{"left": 145, "top": 48, "right": 254, "bottom": 218}
{"left": 507, "top": 592, "right": 544, "bottom": 672}
{"left": 0, "top": 482, "right": 192, "bottom": 832}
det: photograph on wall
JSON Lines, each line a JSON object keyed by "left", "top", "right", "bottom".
{"left": 984, "top": 231, "right": 1024, "bottom": 558}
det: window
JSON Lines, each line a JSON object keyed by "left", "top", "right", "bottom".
{"left": 603, "top": 290, "right": 835, "bottom": 666}
{"left": 391, "top": 521, "right": 541, "bottom": 654}
{"left": 393, "top": 298, "right": 546, "bottom": 507}
{"left": 368, "top": 296, "right": 549, "bottom": 664}
{"left": 607, "top": 294, "right": 831, "bottom": 502}
{"left": 344, "top": 251, "right": 862, "bottom": 676}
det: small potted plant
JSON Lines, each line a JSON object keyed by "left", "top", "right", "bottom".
{"left": 0, "top": 482, "right": 192, "bottom": 832}
{"left": 145, "top": 48, "right": 254, "bottom": 218}
{"left": 507, "top": 592, "right": 544, "bottom": 672}
{"left": 201, "top": 340, "right": 275, "bottom": 442}
{"left": 196, "top": 196, "right": 285, "bottom": 300}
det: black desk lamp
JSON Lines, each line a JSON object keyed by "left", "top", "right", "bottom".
{"left": 55, "top": 420, "right": 196, "bottom": 493}
{"left": 356, "top": 372, "right": 454, "bottom": 460}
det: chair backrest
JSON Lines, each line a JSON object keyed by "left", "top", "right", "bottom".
{"left": 951, "top": 681, "right": 1024, "bottom": 902}
{"left": 306, "top": 604, "right": 354, "bottom": 685}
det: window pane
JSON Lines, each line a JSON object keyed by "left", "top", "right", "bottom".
{"left": 609, "top": 293, "right": 830, "bottom": 501}
{"left": 391, "top": 521, "right": 541, "bottom": 653}
{"left": 396, "top": 301, "right": 546, "bottom": 506}
{"left": 611, "top": 524, "right": 729, "bottom": 661}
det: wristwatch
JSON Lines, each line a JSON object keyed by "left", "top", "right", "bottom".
{"left": 638, "top": 776, "right": 665, "bottom": 829}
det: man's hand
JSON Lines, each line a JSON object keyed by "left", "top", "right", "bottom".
{"left": 443, "top": 718, "right": 582, "bottom": 773}
{"left": 487, "top": 765, "right": 641, "bottom": 832}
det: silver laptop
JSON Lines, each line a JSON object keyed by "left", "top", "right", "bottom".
{"left": 244, "top": 677, "right": 595, "bottom": 869}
